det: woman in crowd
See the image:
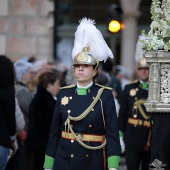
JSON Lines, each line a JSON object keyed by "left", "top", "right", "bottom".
{"left": 26, "top": 71, "right": 60, "bottom": 170}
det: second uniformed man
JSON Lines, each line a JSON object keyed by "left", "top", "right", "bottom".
{"left": 118, "top": 58, "right": 151, "bottom": 170}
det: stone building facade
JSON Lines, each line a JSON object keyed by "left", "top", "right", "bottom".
{"left": 0, "top": 0, "right": 53, "bottom": 61}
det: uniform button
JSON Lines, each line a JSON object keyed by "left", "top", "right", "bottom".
{"left": 67, "top": 110, "right": 71, "bottom": 113}
{"left": 71, "top": 140, "right": 74, "bottom": 143}
{"left": 133, "top": 114, "right": 137, "bottom": 118}
{"left": 91, "top": 108, "right": 94, "bottom": 111}
{"left": 93, "top": 97, "right": 95, "bottom": 100}
{"left": 69, "top": 96, "right": 72, "bottom": 100}
{"left": 89, "top": 125, "right": 92, "bottom": 128}
{"left": 134, "top": 105, "right": 137, "bottom": 109}
{"left": 71, "top": 154, "right": 74, "bottom": 158}
{"left": 135, "top": 97, "right": 138, "bottom": 101}
{"left": 86, "top": 154, "right": 89, "bottom": 157}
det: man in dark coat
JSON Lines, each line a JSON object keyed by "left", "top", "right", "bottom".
{"left": 118, "top": 58, "right": 151, "bottom": 170}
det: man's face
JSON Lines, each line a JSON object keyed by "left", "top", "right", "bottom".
{"left": 136, "top": 67, "right": 149, "bottom": 82}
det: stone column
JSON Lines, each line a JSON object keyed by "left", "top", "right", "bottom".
{"left": 120, "top": 0, "right": 141, "bottom": 78}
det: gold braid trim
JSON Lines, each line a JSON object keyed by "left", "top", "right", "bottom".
{"left": 69, "top": 88, "right": 104, "bottom": 121}
{"left": 127, "top": 79, "right": 138, "bottom": 85}
{"left": 95, "top": 83, "right": 112, "bottom": 90}
{"left": 69, "top": 123, "right": 106, "bottom": 150}
{"left": 60, "top": 84, "right": 76, "bottom": 89}
{"left": 64, "top": 88, "right": 107, "bottom": 150}
{"left": 134, "top": 99, "right": 149, "bottom": 119}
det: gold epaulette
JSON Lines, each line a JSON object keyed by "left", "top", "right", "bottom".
{"left": 60, "top": 84, "right": 76, "bottom": 90}
{"left": 95, "top": 83, "right": 112, "bottom": 90}
{"left": 127, "top": 79, "right": 138, "bottom": 85}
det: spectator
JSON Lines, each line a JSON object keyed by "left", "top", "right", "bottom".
{"left": 14, "top": 58, "right": 33, "bottom": 133}
{"left": 26, "top": 71, "right": 60, "bottom": 170}
{"left": 0, "top": 55, "right": 16, "bottom": 170}
{"left": 5, "top": 98, "right": 26, "bottom": 170}
{"left": 29, "top": 59, "right": 58, "bottom": 94}
{"left": 14, "top": 58, "right": 34, "bottom": 170}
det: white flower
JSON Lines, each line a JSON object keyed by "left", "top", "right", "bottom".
{"left": 140, "top": 0, "right": 170, "bottom": 51}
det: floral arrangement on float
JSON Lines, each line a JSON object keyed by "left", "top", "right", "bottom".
{"left": 139, "top": 0, "right": 170, "bottom": 51}
{"left": 138, "top": 0, "right": 170, "bottom": 112}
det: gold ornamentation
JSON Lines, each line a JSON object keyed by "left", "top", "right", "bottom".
{"left": 77, "top": 52, "right": 89, "bottom": 62}
{"left": 61, "top": 96, "right": 69, "bottom": 106}
{"left": 60, "top": 84, "right": 76, "bottom": 89}
{"left": 130, "top": 89, "right": 136, "bottom": 96}
{"left": 95, "top": 83, "right": 112, "bottom": 90}
{"left": 134, "top": 99, "right": 149, "bottom": 119}
{"left": 64, "top": 88, "right": 107, "bottom": 150}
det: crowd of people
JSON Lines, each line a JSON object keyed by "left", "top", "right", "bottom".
{"left": 0, "top": 17, "right": 152, "bottom": 170}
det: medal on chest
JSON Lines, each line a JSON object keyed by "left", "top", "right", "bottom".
{"left": 61, "top": 96, "right": 72, "bottom": 106}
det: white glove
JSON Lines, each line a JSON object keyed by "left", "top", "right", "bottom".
{"left": 120, "top": 136, "right": 125, "bottom": 153}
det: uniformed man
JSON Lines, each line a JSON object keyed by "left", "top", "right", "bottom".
{"left": 43, "top": 18, "right": 121, "bottom": 170}
{"left": 118, "top": 57, "right": 151, "bottom": 170}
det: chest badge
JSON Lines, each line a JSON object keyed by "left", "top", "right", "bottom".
{"left": 130, "top": 89, "right": 136, "bottom": 96}
{"left": 61, "top": 96, "right": 69, "bottom": 106}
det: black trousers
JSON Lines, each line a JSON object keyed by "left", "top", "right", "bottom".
{"left": 32, "top": 150, "right": 45, "bottom": 170}
{"left": 125, "top": 150, "right": 151, "bottom": 170}
{"left": 150, "top": 113, "right": 170, "bottom": 170}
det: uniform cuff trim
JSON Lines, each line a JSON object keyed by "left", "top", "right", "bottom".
{"left": 119, "top": 131, "right": 123, "bottom": 137}
{"left": 108, "top": 155, "right": 120, "bottom": 169}
{"left": 43, "top": 155, "right": 54, "bottom": 169}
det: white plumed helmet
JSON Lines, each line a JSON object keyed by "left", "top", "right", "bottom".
{"left": 72, "top": 17, "right": 114, "bottom": 66}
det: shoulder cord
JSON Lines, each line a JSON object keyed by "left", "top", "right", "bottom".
{"left": 68, "top": 123, "right": 106, "bottom": 150}
{"left": 67, "top": 88, "right": 104, "bottom": 121}
{"left": 133, "top": 99, "right": 149, "bottom": 119}
{"left": 99, "top": 98, "right": 105, "bottom": 129}
{"left": 64, "top": 88, "right": 107, "bottom": 150}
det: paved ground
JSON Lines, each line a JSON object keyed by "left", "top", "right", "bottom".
{"left": 120, "top": 157, "right": 143, "bottom": 170}
{"left": 120, "top": 157, "right": 127, "bottom": 170}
